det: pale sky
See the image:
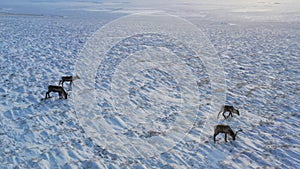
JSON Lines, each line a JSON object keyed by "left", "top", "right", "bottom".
{"left": 1, "top": 0, "right": 299, "bottom": 21}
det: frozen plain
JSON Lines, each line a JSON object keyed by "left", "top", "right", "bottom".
{"left": 0, "top": 0, "right": 300, "bottom": 168}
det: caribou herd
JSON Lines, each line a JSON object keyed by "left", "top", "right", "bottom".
{"left": 214, "top": 105, "right": 243, "bottom": 143}
{"left": 44, "top": 75, "right": 80, "bottom": 100}
{"left": 43, "top": 74, "right": 243, "bottom": 143}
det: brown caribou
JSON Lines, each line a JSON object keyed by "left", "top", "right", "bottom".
{"left": 59, "top": 74, "right": 80, "bottom": 87}
{"left": 217, "top": 105, "right": 240, "bottom": 119}
{"left": 213, "top": 125, "right": 242, "bottom": 143}
{"left": 45, "top": 85, "right": 68, "bottom": 99}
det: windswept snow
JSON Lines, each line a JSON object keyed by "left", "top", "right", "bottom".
{"left": 0, "top": 0, "right": 300, "bottom": 168}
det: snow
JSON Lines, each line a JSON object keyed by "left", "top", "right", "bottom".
{"left": 0, "top": 0, "right": 300, "bottom": 168}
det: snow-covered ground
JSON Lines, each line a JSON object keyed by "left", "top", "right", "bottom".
{"left": 0, "top": 0, "right": 299, "bottom": 168}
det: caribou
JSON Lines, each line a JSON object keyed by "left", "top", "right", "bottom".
{"left": 213, "top": 124, "right": 242, "bottom": 143}
{"left": 217, "top": 105, "right": 240, "bottom": 119}
{"left": 59, "top": 74, "right": 80, "bottom": 87}
{"left": 45, "top": 85, "right": 68, "bottom": 99}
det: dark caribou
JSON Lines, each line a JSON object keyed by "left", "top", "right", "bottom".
{"left": 45, "top": 85, "right": 68, "bottom": 99}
